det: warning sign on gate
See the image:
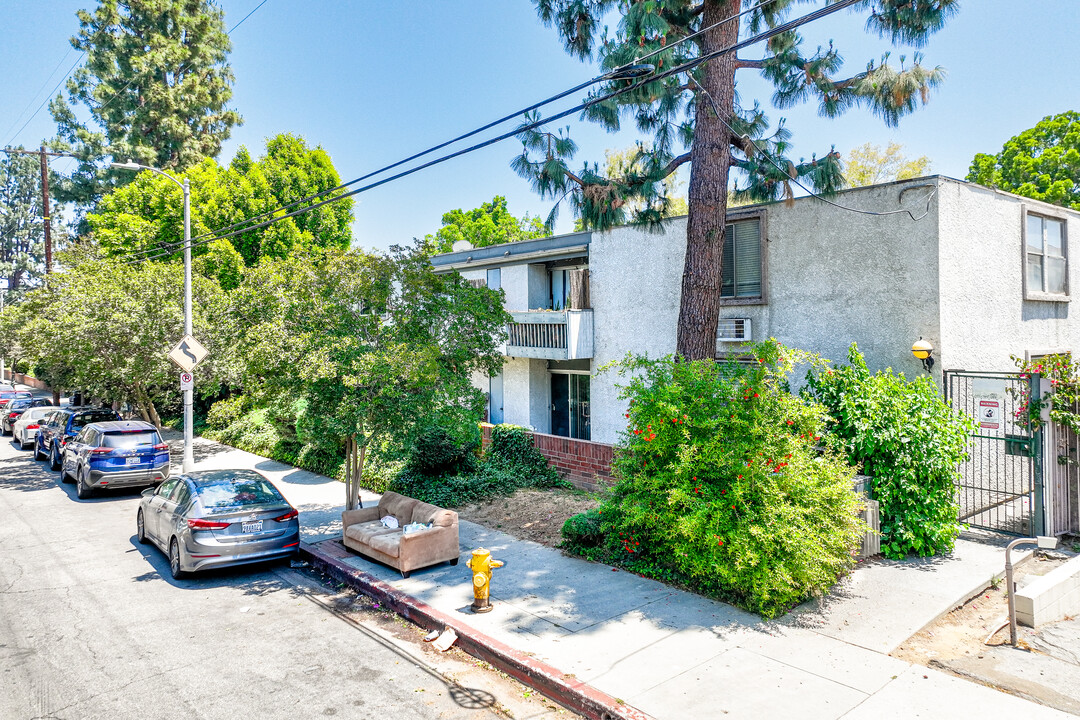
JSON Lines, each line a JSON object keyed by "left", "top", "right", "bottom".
{"left": 977, "top": 399, "right": 1002, "bottom": 430}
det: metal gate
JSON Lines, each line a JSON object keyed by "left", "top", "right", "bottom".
{"left": 943, "top": 371, "right": 1043, "bottom": 536}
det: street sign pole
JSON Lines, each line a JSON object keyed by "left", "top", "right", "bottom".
{"left": 182, "top": 178, "right": 193, "bottom": 473}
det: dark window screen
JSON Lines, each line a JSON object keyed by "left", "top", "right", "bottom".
{"left": 103, "top": 431, "right": 159, "bottom": 448}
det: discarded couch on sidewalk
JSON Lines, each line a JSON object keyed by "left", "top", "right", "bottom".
{"left": 340, "top": 491, "right": 460, "bottom": 578}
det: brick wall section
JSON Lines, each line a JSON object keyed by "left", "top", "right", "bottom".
{"left": 480, "top": 423, "right": 616, "bottom": 493}
{"left": 1, "top": 370, "right": 50, "bottom": 391}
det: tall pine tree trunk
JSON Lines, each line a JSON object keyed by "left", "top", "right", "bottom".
{"left": 677, "top": 0, "right": 740, "bottom": 361}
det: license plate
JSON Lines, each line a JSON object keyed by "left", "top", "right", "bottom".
{"left": 125, "top": 456, "right": 141, "bottom": 465}
{"left": 242, "top": 520, "right": 263, "bottom": 534}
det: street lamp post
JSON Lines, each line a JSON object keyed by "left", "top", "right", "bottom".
{"left": 111, "top": 161, "right": 194, "bottom": 473}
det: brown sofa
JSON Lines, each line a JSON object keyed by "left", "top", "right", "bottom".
{"left": 341, "top": 491, "right": 460, "bottom": 577}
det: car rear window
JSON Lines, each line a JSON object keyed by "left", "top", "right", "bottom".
{"left": 103, "top": 431, "right": 160, "bottom": 448}
{"left": 196, "top": 479, "right": 284, "bottom": 508}
{"left": 71, "top": 411, "right": 119, "bottom": 428}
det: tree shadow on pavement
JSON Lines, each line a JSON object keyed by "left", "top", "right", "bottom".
{"left": 0, "top": 452, "right": 65, "bottom": 492}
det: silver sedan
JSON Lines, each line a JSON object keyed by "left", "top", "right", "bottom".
{"left": 137, "top": 469, "right": 301, "bottom": 580}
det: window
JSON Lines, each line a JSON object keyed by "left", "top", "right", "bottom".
{"left": 721, "top": 217, "right": 763, "bottom": 300}
{"left": 1026, "top": 212, "right": 1068, "bottom": 297}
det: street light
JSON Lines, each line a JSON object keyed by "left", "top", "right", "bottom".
{"left": 111, "top": 160, "right": 194, "bottom": 473}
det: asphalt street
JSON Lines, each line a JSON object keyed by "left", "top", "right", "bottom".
{"left": 0, "top": 425, "right": 525, "bottom": 720}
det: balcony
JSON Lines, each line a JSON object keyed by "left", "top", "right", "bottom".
{"left": 505, "top": 310, "right": 593, "bottom": 360}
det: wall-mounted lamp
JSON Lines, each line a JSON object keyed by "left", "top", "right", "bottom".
{"left": 912, "top": 338, "right": 934, "bottom": 373}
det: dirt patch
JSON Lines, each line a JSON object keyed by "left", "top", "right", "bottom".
{"left": 892, "top": 552, "right": 1069, "bottom": 667}
{"left": 456, "top": 488, "right": 602, "bottom": 548}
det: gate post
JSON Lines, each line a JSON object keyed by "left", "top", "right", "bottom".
{"left": 1031, "top": 373, "right": 1046, "bottom": 537}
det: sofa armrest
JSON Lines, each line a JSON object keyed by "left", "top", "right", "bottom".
{"left": 342, "top": 506, "right": 379, "bottom": 528}
{"left": 399, "top": 524, "right": 459, "bottom": 568}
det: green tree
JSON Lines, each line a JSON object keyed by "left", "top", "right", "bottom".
{"left": 0, "top": 150, "right": 65, "bottom": 298}
{"left": 424, "top": 196, "right": 547, "bottom": 254}
{"left": 87, "top": 134, "right": 353, "bottom": 268}
{"left": 517, "top": 0, "right": 953, "bottom": 359}
{"left": 967, "top": 111, "right": 1080, "bottom": 210}
{"left": 575, "top": 145, "right": 690, "bottom": 230}
{"left": 49, "top": 0, "right": 242, "bottom": 206}
{"left": 844, "top": 141, "right": 931, "bottom": 187}
{"left": 224, "top": 245, "right": 509, "bottom": 509}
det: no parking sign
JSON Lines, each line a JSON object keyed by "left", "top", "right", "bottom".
{"left": 179, "top": 372, "right": 194, "bottom": 391}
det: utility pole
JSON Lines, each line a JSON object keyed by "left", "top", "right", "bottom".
{"left": 1, "top": 147, "right": 74, "bottom": 276}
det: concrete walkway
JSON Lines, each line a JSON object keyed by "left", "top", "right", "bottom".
{"left": 162, "top": 427, "right": 1071, "bottom": 720}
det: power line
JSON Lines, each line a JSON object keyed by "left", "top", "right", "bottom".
{"left": 120, "top": 0, "right": 781, "bottom": 262}
{"left": 1, "top": 48, "right": 74, "bottom": 145}
{"left": 3, "top": 54, "right": 84, "bottom": 149}
{"left": 128, "top": 0, "right": 865, "bottom": 264}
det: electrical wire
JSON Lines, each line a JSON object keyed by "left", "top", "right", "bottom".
{"left": 118, "top": 0, "right": 780, "bottom": 262}
{"left": 2, "top": 54, "right": 84, "bottom": 150}
{"left": 1, "top": 48, "right": 74, "bottom": 147}
{"left": 698, "top": 86, "right": 938, "bottom": 221}
{"left": 126, "top": 0, "right": 865, "bottom": 264}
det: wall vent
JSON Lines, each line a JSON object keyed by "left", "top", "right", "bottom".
{"left": 467, "top": 278, "right": 487, "bottom": 289}
{"left": 717, "top": 318, "right": 752, "bottom": 342}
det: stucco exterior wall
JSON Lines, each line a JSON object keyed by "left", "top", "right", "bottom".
{"left": 500, "top": 265, "right": 530, "bottom": 311}
{"left": 937, "top": 182, "right": 1079, "bottom": 371}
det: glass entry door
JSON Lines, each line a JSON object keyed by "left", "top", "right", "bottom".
{"left": 551, "top": 374, "right": 590, "bottom": 440}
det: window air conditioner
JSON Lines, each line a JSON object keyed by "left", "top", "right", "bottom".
{"left": 717, "top": 318, "right": 752, "bottom": 342}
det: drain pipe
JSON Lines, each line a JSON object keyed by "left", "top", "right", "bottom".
{"left": 1001, "top": 536, "right": 1059, "bottom": 647}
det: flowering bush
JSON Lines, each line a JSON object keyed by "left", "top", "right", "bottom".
{"left": 804, "top": 344, "right": 973, "bottom": 559}
{"left": 562, "top": 342, "right": 865, "bottom": 619}
{"left": 1012, "top": 354, "right": 1080, "bottom": 434}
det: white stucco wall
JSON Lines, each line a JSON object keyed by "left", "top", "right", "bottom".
{"left": 937, "top": 182, "right": 1079, "bottom": 371}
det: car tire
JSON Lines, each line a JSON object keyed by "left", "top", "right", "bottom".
{"left": 169, "top": 539, "right": 186, "bottom": 580}
{"left": 34, "top": 439, "right": 45, "bottom": 461}
{"left": 75, "top": 468, "right": 92, "bottom": 499}
{"left": 50, "top": 446, "right": 62, "bottom": 471}
{"left": 18, "top": 434, "right": 27, "bottom": 450}
{"left": 136, "top": 510, "right": 148, "bottom": 544}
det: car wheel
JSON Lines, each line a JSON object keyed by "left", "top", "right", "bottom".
{"left": 50, "top": 446, "right": 62, "bottom": 471}
{"left": 75, "top": 469, "right": 92, "bottom": 499}
{"left": 34, "top": 439, "right": 44, "bottom": 460}
{"left": 169, "top": 539, "right": 186, "bottom": 579}
{"left": 18, "top": 434, "right": 27, "bottom": 450}
{"left": 136, "top": 509, "right": 148, "bottom": 544}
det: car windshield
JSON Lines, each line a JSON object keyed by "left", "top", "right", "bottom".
{"left": 196, "top": 477, "right": 284, "bottom": 509}
{"left": 71, "top": 411, "right": 118, "bottom": 428}
{"left": 9, "top": 400, "right": 31, "bottom": 410}
{"left": 22, "top": 408, "right": 52, "bottom": 421}
{"left": 103, "top": 431, "right": 160, "bottom": 448}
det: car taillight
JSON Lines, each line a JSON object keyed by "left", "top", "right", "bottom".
{"left": 90, "top": 447, "right": 112, "bottom": 454}
{"left": 187, "top": 518, "right": 231, "bottom": 530}
{"left": 26, "top": 424, "right": 39, "bottom": 430}
{"left": 7, "top": 412, "right": 17, "bottom": 420}
{"left": 272, "top": 509, "right": 299, "bottom": 523}
{"left": 152, "top": 443, "right": 169, "bottom": 450}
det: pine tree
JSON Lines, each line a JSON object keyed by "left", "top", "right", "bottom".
{"left": 516, "top": 0, "right": 954, "bottom": 359}
{"left": 49, "top": 0, "right": 242, "bottom": 207}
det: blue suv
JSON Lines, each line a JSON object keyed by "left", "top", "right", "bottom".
{"left": 61, "top": 420, "right": 171, "bottom": 499}
{"left": 36, "top": 407, "right": 122, "bottom": 470}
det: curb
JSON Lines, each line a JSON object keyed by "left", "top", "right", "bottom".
{"left": 301, "top": 539, "right": 654, "bottom": 720}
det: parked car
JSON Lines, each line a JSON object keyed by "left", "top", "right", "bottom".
{"left": 12, "top": 406, "right": 56, "bottom": 450}
{"left": 35, "top": 407, "right": 122, "bottom": 470}
{"left": 61, "top": 420, "right": 171, "bottom": 499}
{"left": 2, "top": 397, "right": 55, "bottom": 435}
{"left": 0, "top": 390, "right": 32, "bottom": 407}
{"left": 137, "top": 469, "right": 300, "bottom": 580}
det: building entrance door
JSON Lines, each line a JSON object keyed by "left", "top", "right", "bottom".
{"left": 489, "top": 372, "right": 503, "bottom": 425}
{"left": 551, "top": 373, "right": 590, "bottom": 440}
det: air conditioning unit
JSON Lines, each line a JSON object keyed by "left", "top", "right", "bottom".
{"left": 717, "top": 318, "right": 752, "bottom": 342}
{"left": 467, "top": 278, "right": 487, "bottom": 289}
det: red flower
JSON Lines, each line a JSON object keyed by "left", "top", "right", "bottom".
{"left": 718, "top": 539, "right": 724, "bottom": 546}
{"left": 731, "top": 505, "right": 736, "bottom": 510}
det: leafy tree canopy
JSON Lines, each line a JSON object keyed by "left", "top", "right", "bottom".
{"left": 967, "top": 111, "right": 1080, "bottom": 210}
{"left": 87, "top": 133, "right": 353, "bottom": 269}
{"left": 519, "top": 0, "right": 954, "bottom": 359}
{"left": 0, "top": 150, "right": 66, "bottom": 299}
{"left": 49, "top": 0, "right": 242, "bottom": 206}
{"left": 424, "top": 196, "right": 547, "bottom": 254}
{"left": 843, "top": 141, "right": 931, "bottom": 187}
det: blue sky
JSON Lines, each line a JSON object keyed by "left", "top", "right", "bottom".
{"left": 2, "top": 1, "right": 1079, "bottom": 251}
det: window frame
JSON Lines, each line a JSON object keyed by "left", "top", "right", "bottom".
{"left": 718, "top": 209, "right": 768, "bottom": 307}
{"left": 1022, "top": 205, "right": 1070, "bottom": 302}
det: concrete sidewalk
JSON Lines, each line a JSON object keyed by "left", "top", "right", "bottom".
{"left": 168, "top": 430, "right": 1071, "bottom": 720}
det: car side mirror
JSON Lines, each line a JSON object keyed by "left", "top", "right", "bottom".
{"left": 141, "top": 487, "right": 155, "bottom": 497}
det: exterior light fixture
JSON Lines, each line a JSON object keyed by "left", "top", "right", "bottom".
{"left": 912, "top": 338, "right": 934, "bottom": 373}
{"left": 606, "top": 63, "right": 656, "bottom": 80}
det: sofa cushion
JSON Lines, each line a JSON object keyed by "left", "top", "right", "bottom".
{"left": 379, "top": 492, "right": 417, "bottom": 523}
{"left": 367, "top": 531, "right": 401, "bottom": 558}
{"left": 345, "top": 521, "right": 399, "bottom": 546}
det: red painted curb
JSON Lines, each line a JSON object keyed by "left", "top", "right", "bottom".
{"left": 301, "top": 540, "right": 654, "bottom": 720}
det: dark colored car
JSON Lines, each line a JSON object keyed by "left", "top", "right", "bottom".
{"left": 0, "top": 390, "right": 32, "bottom": 410}
{"left": 2, "top": 397, "right": 55, "bottom": 435}
{"left": 61, "top": 420, "right": 171, "bottom": 499}
{"left": 137, "top": 469, "right": 300, "bottom": 580}
{"left": 35, "top": 407, "right": 122, "bottom": 470}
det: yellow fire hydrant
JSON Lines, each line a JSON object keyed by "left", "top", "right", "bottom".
{"left": 465, "top": 548, "right": 503, "bottom": 613}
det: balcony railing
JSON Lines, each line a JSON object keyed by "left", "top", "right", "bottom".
{"left": 505, "top": 310, "right": 593, "bottom": 360}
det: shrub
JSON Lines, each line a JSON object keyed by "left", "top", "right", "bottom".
{"left": 563, "top": 343, "right": 865, "bottom": 619}
{"left": 206, "top": 395, "right": 245, "bottom": 430}
{"left": 406, "top": 425, "right": 478, "bottom": 477}
{"left": 486, "top": 424, "right": 560, "bottom": 486}
{"left": 804, "top": 343, "right": 974, "bottom": 559}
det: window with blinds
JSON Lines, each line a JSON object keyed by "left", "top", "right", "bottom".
{"left": 721, "top": 218, "right": 762, "bottom": 299}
